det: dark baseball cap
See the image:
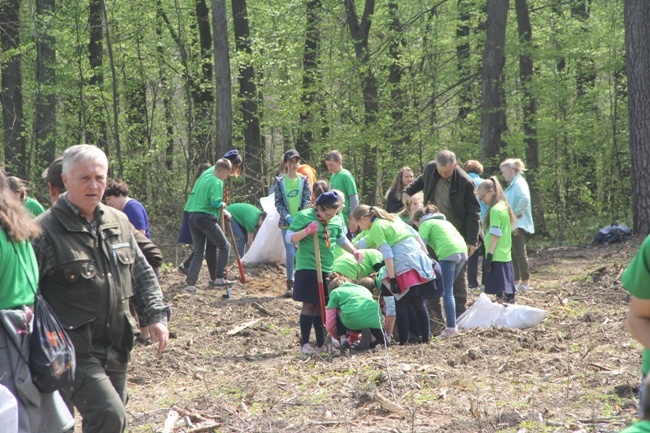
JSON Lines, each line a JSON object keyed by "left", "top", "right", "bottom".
{"left": 283, "top": 149, "right": 300, "bottom": 163}
{"left": 42, "top": 157, "right": 65, "bottom": 190}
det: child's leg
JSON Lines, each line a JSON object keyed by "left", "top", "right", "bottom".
{"left": 383, "top": 296, "right": 396, "bottom": 344}
{"left": 204, "top": 222, "right": 231, "bottom": 279}
{"left": 395, "top": 297, "right": 410, "bottom": 345}
{"left": 439, "top": 260, "right": 458, "bottom": 329}
{"left": 281, "top": 228, "right": 296, "bottom": 283}
{"left": 312, "top": 315, "right": 325, "bottom": 348}
{"left": 411, "top": 294, "right": 430, "bottom": 342}
{"left": 300, "top": 302, "right": 317, "bottom": 345}
{"left": 204, "top": 244, "right": 217, "bottom": 281}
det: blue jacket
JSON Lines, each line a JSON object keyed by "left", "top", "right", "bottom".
{"left": 274, "top": 174, "right": 311, "bottom": 228}
{"left": 468, "top": 172, "right": 488, "bottom": 220}
{"left": 504, "top": 173, "right": 534, "bottom": 234}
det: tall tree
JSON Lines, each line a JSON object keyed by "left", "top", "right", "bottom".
{"left": 387, "top": 1, "right": 408, "bottom": 160}
{"left": 232, "top": 0, "right": 263, "bottom": 197}
{"left": 212, "top": 0, "right": 232, "bottom": 157}
{"left": 514, "top": 0, "right": 544, "bottom": 234}
{"left": 479, "top": 0, "right": 509, "bottom": 168}
{"left": 34, "top": 0, "right": 57, "bottom": 173}
{"left": 625, "top": 0, "right": 650, "bottom": 236}
{"left": 88, "top": 0, "right": 108, "bottom": 154}
{"left": 0, "top": 0, "right": 26, "bottom": 176}
{"left": 296, "top": 0, "right": 324, "bottom": 163}
{"left": 195, "top": 0, "right": 215, "bottom": 161}
{"left": 344, "top": 0, "right": 379, "bottom": 204}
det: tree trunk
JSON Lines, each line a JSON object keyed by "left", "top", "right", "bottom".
{"left": 514, "top": 0, "right": 545, "bottom": 235}
{"left": 102, "top": 0, "right": 121, "bottom": 176}
{"left": 456, "top": 0, "right": 472, "bottom": 121}
{"left": 88, "top": 0, "right": 108, "bottom": 155}
{"left": 387, "top": 1, "right": 408, "bottom": 160}
{"left": 344, "top": 0, "right": 379, "bottom": 204}
{"left": 195, "top": 0, "right": 215, "bottom": 162}
{"left": 212, "top": 0, "right": 232, "bottom": 158}
{"left": 296, "top": 0, "right": 323, "bottom": 164}
{"left": 625, "top": 0, "right": 650, "bottom": 236}
{"left": 0, "top": 0, "right": 26, "bottom": 176}
{"left": 232, "top": 0, "right": 264, "bottom": 199}
{"left": 479, "top": 0, "right": 509, "bottom": 169}
{"left": 34, "top": 0, "right": 57, "bottom": 175}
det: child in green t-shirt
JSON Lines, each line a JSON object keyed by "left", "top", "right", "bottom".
{"left": 412, "top": 205, "right": 468, "bottom": 336}
{"left": 287, "top": 191, "right": 363, "bottom": 355}
{"left": 226, "top": 203, "right": 266, "bottom": 257}
{"left": 325, "top": 277, "right": 385, "bottom": 351}
{"left": 476, "top": 177, "right": 517, "bottom": 303}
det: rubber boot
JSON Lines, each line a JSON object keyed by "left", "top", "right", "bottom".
{"left": 283, "top": 279, "right": 294, "bottom": 298}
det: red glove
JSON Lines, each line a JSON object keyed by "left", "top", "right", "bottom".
{"left": 305, "top": 221, "right": 319, "bottom": 235}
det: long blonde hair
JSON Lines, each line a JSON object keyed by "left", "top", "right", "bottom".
{"left": 352, "top": 205, "right": 396, "bottom": 222}
{"left": 476, "top": 177, "right": 516, "bottom": 229}
{"left": 0, "top": 171, "right": 41, "bottom": 241}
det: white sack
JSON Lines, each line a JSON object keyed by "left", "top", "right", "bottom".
{"left": 0, "top": 384, "right": 17, "bottom": 433}
{"left": 241, "top": 193, "right": 286, "bottom": 264}
{"left": 457, "top": 293, "right": 547, "bottom": 330}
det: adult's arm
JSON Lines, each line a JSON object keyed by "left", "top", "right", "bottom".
{"left": 463, "top": 181, "right": 482, "bottom": 251}
{"left": 402, "top": 172, "right": 425, "bottom": 200}
{"left": 511, "top": 179, "right": 531, "bottom": 217}
{"left": 132, "top": 226, "right": 163, "bottom": 268}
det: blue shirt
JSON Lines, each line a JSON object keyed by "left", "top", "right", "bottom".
{"left": 468, "top": 173, "right": 488, "bottom": 220}
{"left": 503, "top": 173, "right": 534, "bottom": 234}
{"left": 123, "top": 199, "right": 151, "bottom": 239}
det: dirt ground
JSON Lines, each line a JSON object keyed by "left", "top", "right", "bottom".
{"left": 122, "top": 239, "right": 644, "bottom": 433}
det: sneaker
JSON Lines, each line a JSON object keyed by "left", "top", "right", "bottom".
{"left": 470, "top": 285, "right": 484, "bottom": 293}
{"left": 439, "top": 328, "right": 457, "bottom": 338}
{"left": 210, "top": 278, "right": 236, "bottom": 287}
{"left": 314, "top": 345, "right": 327, "bottom": 353}
{"left": 134, "top": 336, "right": 152, "bottom": 347}
{"left": 330, "top": 338, "right": 341, "bottom": 348}
{"left": 283, "top": 280, "right": 294, "bottom": 298}
{"left": 185, "top": 285, "right": 197, "bottom": 293}
{"left": 300, "top": 343, "right": 316, "bottom": 354}
{"left": 177, "top": 264, "right": 188, "bottom": 275}
{"left": 517, "top": 284, "right": 531, "bottom": 292}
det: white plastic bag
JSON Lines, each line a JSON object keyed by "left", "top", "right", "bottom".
{"left": 241, "top": 193, "right": 286, "bottom": 264}
{"left": 0, "top": 384, "right": 17, "bottom": 433}
{"left": 457, "top": 293, "right": 547, "bottom": 330}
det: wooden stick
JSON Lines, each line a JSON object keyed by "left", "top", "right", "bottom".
{"left": 226, "top": 218, "right": 246, "bottom": 283}
{"left": 313, "top": 233, "right": 326, "bottom": 320}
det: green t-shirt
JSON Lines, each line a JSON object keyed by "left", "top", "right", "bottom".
{"left": 326, "top": 282, "right": 383, "bottom": 330}
{"left": 418, "top": 217, "right": 467, "bottom": 260}
{"left": 0, "top": 230, "right": 38, "bottom": 309}
{"left": 226, "top": 203, "right": 262, "bottom": 233}
{"left": 623, "top": 235, "right": 650, "bottom": 375}
{"left": 364, "top": 218, "right": 413, "bottom": 249}
{"left": 484, "top": 200, "right": 512, "bottom": 262}
{"left": 333, "top": 249, "right": 384, "bottom": 280}
{"left": 330, "top": 169, "right": 358, "bottom": 222}
{"left": 184, "top": 171, "right": 224, "bottom": 217}
{"left": 284, "top": 176, "right": 301, "bottom": 217}
{"left": 621, "top": 421, "right": 650, "bottom": 433}
{"left": 24, "top": 196, "right": 45, "bottom": 217}
{"left": 290, "top": 208, "right": 345, "bottom": 272}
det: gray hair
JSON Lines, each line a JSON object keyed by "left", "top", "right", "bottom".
{"left": 62, "top": 144, "right": 109, "bottom": 176}
{"left": 435, "top": 150, "right": 457, "bottom": 167}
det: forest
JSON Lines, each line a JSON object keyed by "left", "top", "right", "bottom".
{"left": 0, "top": 0, "right": 642, "bottom": 246}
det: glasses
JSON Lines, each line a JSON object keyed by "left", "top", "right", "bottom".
{"left": 479, "top": 191, "right": 492, "bottom": 201}
{"left": 319, "top": 208, "right": 338, "bottom": 219}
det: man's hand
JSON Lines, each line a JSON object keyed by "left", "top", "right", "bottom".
{"left": 149, "top": 322, "right": 170, "bottom": 356}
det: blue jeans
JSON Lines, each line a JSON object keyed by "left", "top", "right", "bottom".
{"left": 440, "top": 255, "right": 468, "bottom": 328}
{"left": 230, "top": 220, "right": 247, "bottom": 257}
{"left": 282, "top": 228, "right": 296, "bottom": 282}
{"left": 188, "top": 212, "right": 230, "bottom": 285}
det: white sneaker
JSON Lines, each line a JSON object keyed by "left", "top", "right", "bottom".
{"left": 439, "top": 327, "right": 457, "bottom": 338}
{"left": 330, "top": 338, "right": 341, "bottom": 348}
{"left": 314, "top": 345, "right": 327, "bottom": 353}
{"left": 517, "top": 284, "right": 531, "bottom": 292}
{"left": 300, "top": 343, "right": 315, "bottom": 354}
{"left": 185, "top": 285, "right": 197, "bottom": 293}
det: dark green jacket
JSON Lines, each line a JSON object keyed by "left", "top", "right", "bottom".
{"left": 34, "top": 199, "right": 168, "bottom": 362}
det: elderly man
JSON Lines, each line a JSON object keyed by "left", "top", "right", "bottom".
{"left": 402, "top": 150, "right": 481, "bottom": 325}
{"left": 32, "top": 144, "right": 171, "bottom": 433}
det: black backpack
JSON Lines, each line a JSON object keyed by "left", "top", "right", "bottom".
{"left": 593, "top": 224, "right": 631, "bottom": 245}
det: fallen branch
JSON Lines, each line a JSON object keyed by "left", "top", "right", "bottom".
{"left": 227, "top": 319, "right": 261, "bottom": 336}
{"left": 185, "top": 423, "right": 220, "bottom": 432}
{"left": 251, "top": 302, "right": 272, "bottom": 316}
{"left": 374, "top": 391, "right": 406, "bottom": 415}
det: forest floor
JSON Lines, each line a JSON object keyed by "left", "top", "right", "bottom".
{"left": 118, "top": 238, "right": 644, "bottom": 433}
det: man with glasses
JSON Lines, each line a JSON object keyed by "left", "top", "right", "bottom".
{"left": 401, "top": 150, "right": 481, "bottom": 324}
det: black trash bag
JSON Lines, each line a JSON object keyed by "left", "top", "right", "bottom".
{"left": 29, "top": 294, "right": 76, "bottom": 393}
{"left": 592, "top": 224, "right": 631, "bottom": 245}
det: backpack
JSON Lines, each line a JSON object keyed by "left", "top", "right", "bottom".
{"left": 592, "top": 224, "right": 631, "bottom": 245}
